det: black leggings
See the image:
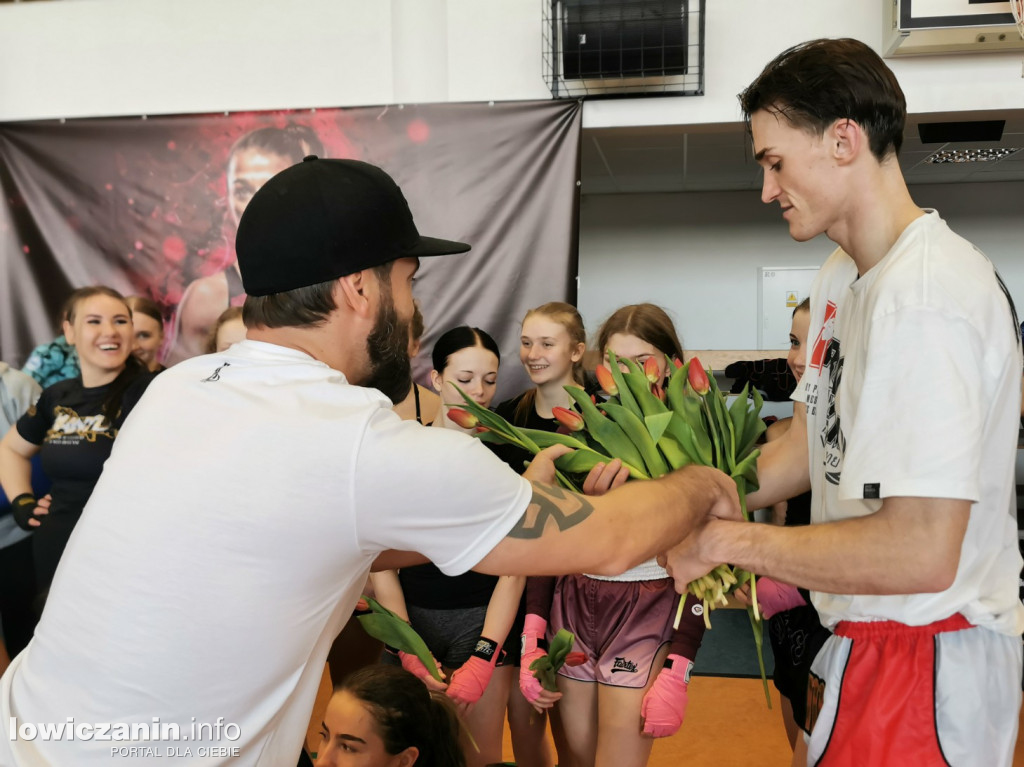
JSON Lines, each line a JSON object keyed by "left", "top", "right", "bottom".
{"left": 31, "top": 511, "right": 81, "bottom": 611}
{"left": 0, "top": 535, "right": 38, "bottom": 656}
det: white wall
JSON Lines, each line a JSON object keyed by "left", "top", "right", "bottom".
{"left": 578, "top": 181, "right": 1024, "bottom": 351}
{"left": 0, "top": 0, "right": 1021, "bottom": 124}
{"left": 0, "top": 0, "right": 549, "bottom": 122}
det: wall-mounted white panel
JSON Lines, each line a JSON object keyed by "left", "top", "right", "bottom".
{"left": 758, "top": 267, "right": 819, "bottom": 350}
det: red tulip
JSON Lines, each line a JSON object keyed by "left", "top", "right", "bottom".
{"left": 447, "top": 408, "right": 478, "bottom": 429}
{"left": 355, "top": 598, "right": 369, "bottom": 612}
{"left": 672, "top": 356, "right": 683, "bottom": 369}
{"left": 643, "top": 357, "right": 660, "bottom": 383}
{"left": 552, "top": 406, "right": 585, "bottom": 432}
{"left": 564, "top": 652, "right": 587, "bottom": 667}
{"left": 687, "top": 357, "right": 710, "bottom": 395}
{"left": 650, "top": 382, "right": 665, "bottom": 401}
{"left": 475, "top": 425, "right": 490, "bottom": 434}
{"left": 595, "top": 364, "right": 618, "bottom": 395}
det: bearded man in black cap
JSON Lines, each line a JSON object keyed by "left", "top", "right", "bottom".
{"left": 0, "top": 157, "right": 739, "bottom": 767}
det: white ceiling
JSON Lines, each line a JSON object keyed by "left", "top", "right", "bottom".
{"left": 580, "top": 109, "right": 1024, "bottom": 194}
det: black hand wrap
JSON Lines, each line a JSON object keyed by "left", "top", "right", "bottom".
{"left": 11, "top": 493, "right": 38, "bottom": 531}
{"left": 470, "top": 636, "right": 501, "bottom": 664}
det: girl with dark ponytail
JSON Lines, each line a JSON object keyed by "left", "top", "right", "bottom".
{"left": 371, "top": 326, "right": 522, "bottom": 767}
{"left": 315, "top": 665, "right": 465, "bottom": 767}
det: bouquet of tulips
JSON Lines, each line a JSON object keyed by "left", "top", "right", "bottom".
{"left": 449, "top": 353, "right": 772, "bottom": 705}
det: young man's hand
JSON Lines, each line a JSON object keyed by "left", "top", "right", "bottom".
{"left": 658, "top": 518, "right": 731, "bottom": 593}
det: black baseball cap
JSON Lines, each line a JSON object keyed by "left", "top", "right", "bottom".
{"left": 236, "top": 156, "right": 471, "bottom": 296}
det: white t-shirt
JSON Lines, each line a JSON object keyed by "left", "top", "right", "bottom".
{"left": 794, "top": 210, "right": 1024, "bottom": 636}
{"left": 0, "top": 341, "right": 532, "bottom": 766}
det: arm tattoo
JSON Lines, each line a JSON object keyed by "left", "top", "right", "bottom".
{"left": 507, "top": 483, "right": 594, "bottom": 539}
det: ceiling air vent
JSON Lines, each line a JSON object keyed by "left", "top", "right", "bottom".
{"left": 925, "top": 147, "right": 1021, "bottom": 163}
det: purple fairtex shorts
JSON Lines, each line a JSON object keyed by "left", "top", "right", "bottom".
{"left": 549, "top": 574, "right": 676, "bottom": 688}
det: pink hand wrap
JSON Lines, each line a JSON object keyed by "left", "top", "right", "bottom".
{"left": 641, "top": 654, "right": 692, "bottom": 738}
{"left": 519, "top": 614, "right": 548, "bottom": 704}
{"left": 398, "top": 651, "right": 444, "bottom": 685}
{"left": 755, "top": 577, "right": 806, "bottom": 619}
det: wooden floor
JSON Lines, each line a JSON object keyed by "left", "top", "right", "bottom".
{"left": 501, "top": 675, "right": 1024, "bottom": 767}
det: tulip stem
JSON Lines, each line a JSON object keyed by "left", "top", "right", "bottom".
{"left": 701, "top": 397, "right": 724, "bottom": 469}
{"left": 555, "top": 469, "right": 580, "bottom": 493}
{"left": 747, "top": 605, "right": 772, "bottom": 709}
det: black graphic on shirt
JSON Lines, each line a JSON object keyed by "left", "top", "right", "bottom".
{"left": 821, "top": 337, "right": 845, "bottom": 487}
{"left": 202, "top": 362, "right": 230, "bottom": 383}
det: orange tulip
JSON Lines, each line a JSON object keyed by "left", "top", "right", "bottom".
{"left": 643, "top": 356, "right": 660, "bottom": 383}
{"left": 552, "top": 406, "right": 585, "bottom": 432}
{"left": 687, "top": 358, "right": 710, "bottom": 395}
{"left": 595, "top": 364, "right": 618, "bottom": 395}
{"left": 447, "top": 408, "right": 478, "bottom": 429}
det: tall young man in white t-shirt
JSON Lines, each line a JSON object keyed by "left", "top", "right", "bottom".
{"left": 663, "top": 39, "right": 1024, "bottom": 766}
{"left": 0, "top": 157, "right": 741, "bottom": 766}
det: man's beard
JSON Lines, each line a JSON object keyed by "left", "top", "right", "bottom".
{"left": 364, "top": 291, "right": 412, "bottom": 404}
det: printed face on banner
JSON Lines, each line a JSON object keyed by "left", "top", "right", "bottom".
{"left": 1, "top": 102, "right": 581, "bottom": 402}
{"left": 227, "top": 147, "right": 294, "bottom": 227}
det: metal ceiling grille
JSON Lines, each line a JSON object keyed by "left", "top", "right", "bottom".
{"left": 543, "top": 0, "right": 705, "bottom": 99}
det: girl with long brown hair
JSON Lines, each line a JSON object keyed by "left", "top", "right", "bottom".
{"left": 522, "top": 304, "right": 706, "bottom": 767}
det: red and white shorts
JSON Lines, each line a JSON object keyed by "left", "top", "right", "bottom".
{"left": 805, "top": 613, "right": 1022, "bottom": 767}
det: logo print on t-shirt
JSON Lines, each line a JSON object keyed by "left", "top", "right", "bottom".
{"left": 202, "top": 362, "right": 230, "bottom": 383}
{"left": 46, "top": 406, "right": 114, "bottom": 444}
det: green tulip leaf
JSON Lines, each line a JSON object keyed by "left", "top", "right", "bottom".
{"left": 554, "top": 447, "right": 647, "bottom": 479}
{"left": 605, "top": 352, "right": 643, "bottom": 419}
{"left": 644, "top": 411, "right": 674, "bottom": 444}
{"left": 602, "top": 401, "right": 670, "bottom": 478}
{"left": 356, "top": 597, "right": 443, "bottom": 682}
{"left": 564, "top": 386, "right": 649, "bottom": 473}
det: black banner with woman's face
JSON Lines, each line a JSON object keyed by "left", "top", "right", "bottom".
{"left": 0, "top": 100, "right": 581, "bottom": 398}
